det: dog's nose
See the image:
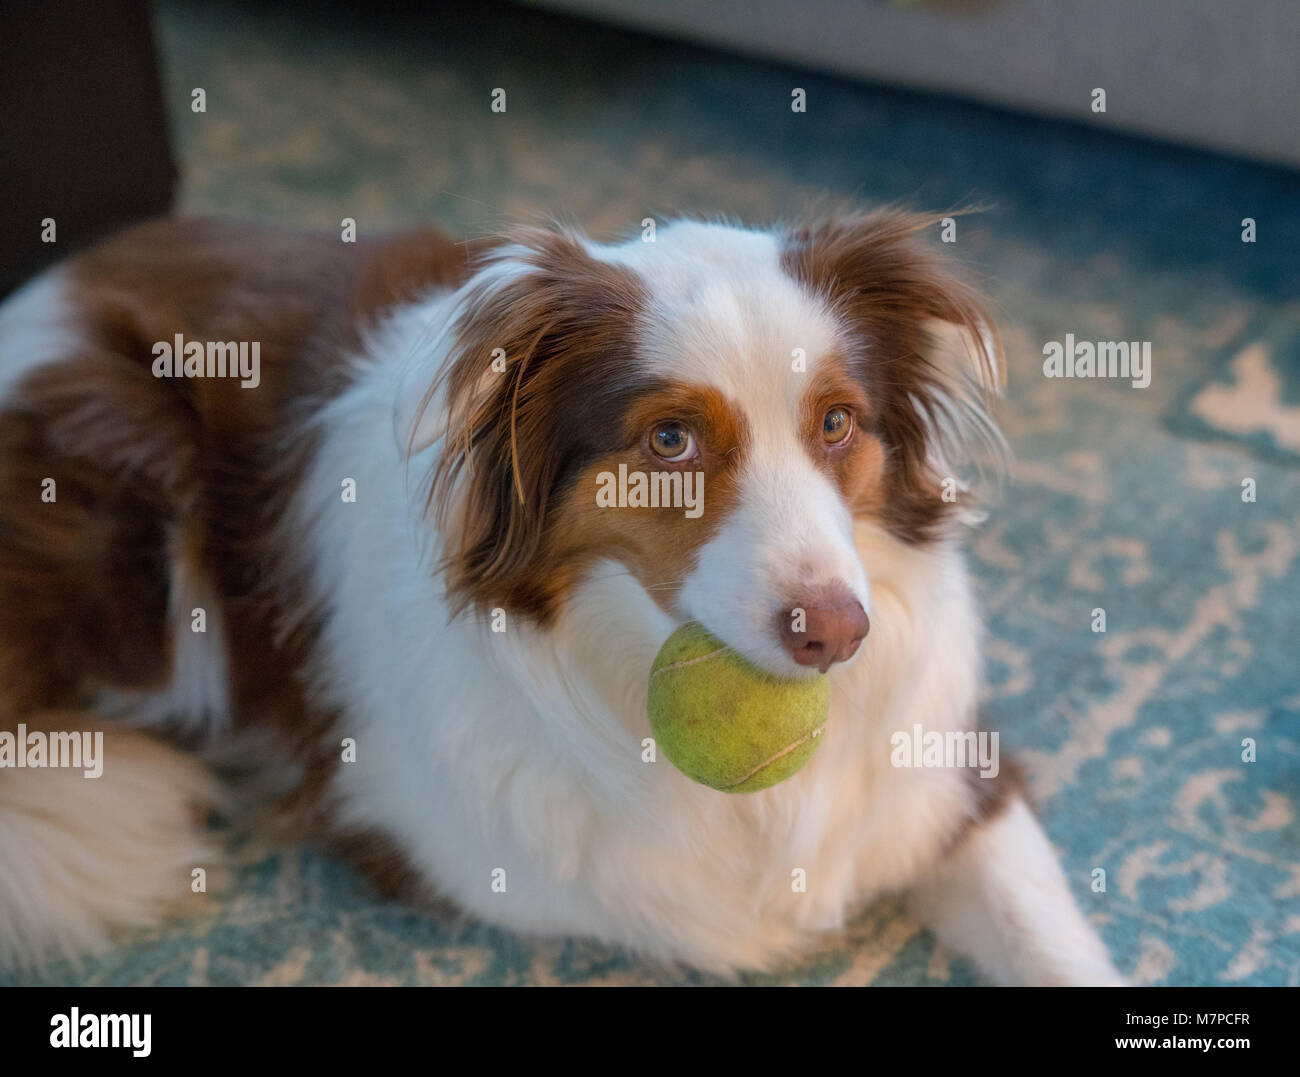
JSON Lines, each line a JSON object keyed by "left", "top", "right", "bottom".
{"left": 778, "top": 589, "right": 869, "bottom": 672}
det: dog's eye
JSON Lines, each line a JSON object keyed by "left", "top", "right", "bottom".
{"left": 649, "top": 421, "right": 697, "bottom": 462}
{"left": 821, "top": 406, "right": 853, "bottom": 445}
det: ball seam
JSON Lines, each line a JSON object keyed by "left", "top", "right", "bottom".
{"left": 718, "top": 722, "right": 827, "bottom": 791}
{"left": 648, "top": 644, "right": 732, "bottom": 677}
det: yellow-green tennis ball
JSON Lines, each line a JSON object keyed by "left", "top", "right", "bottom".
{"left": 648, "top": 622, "right": 829, "bottom": 794}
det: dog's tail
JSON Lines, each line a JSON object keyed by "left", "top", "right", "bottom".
{"left": 0, "top": 710, "right": 222, "bottom": 972}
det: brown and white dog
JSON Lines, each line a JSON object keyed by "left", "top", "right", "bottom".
{"left": 0, "top": 213, "right": 1122, "bottom": 983}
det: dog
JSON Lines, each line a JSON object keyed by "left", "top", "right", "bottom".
{"left": 0, "top": 212, "right": 1122, "bottom": 984}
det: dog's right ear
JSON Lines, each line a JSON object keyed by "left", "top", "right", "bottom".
{"left": 409, "top": 228, "right": 646, "bottom": 619}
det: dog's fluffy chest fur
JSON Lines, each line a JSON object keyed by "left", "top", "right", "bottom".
{"left": 296, "top": 304, "right": 982, "bottom": 970}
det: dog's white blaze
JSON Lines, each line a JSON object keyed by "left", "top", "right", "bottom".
{"left": 594, "top": 222, "right": 870, "bottom": 673}
{"left": 682, "top": 456, "right": 869, "bottom": 675}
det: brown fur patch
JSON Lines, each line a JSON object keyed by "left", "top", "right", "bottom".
{"left": 797, "top": 355, "right": 888, "bottom": 515}
{"left": 781, "top": 211, "right": 1001, "bottom": 544}
{"left": 0, "top": 218, "right": 481, "bottom": 892}
{"left": 0, "top": 351, "right": 187, "bottom": 713}
{"left": 556, "top": 382, "right": 750, "bottom": 612}
{"left": 427, "top": 227, "right": 660, "bottom": 622}
{"left": 945, "top": 754, "right": 1025, "bottom": 854}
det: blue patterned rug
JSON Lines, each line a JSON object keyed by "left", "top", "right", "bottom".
{"left": 8, "top": 0, "right": 1298, "bottom": 986}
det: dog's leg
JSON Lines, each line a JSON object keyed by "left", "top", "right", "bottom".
{"left": 0, "top": 711, "right": 223, "bottom": 972}
{"left": 908, "top": 793, "right": 1124, "bottom": 986}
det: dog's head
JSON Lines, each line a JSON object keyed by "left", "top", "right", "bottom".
{"left": 409, "top": 213, "right": 1003, "bottom": 677}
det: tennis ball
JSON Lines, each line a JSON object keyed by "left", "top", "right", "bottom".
{"left": 648, "top": 622, "right": 829, "bottom": 793}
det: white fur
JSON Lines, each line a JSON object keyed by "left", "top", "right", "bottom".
{"left": 0, "top": 722, "right": 220, "bottom": 970}
{"left": 908, "top": 797, "right": 1126, "bottom": 985}
{"left": 286, "top": 222, "right": 1119, "bottom": 979}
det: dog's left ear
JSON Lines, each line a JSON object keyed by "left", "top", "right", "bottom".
{"left": 784, "top": 211, "right": 1007, "bottom": 536}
